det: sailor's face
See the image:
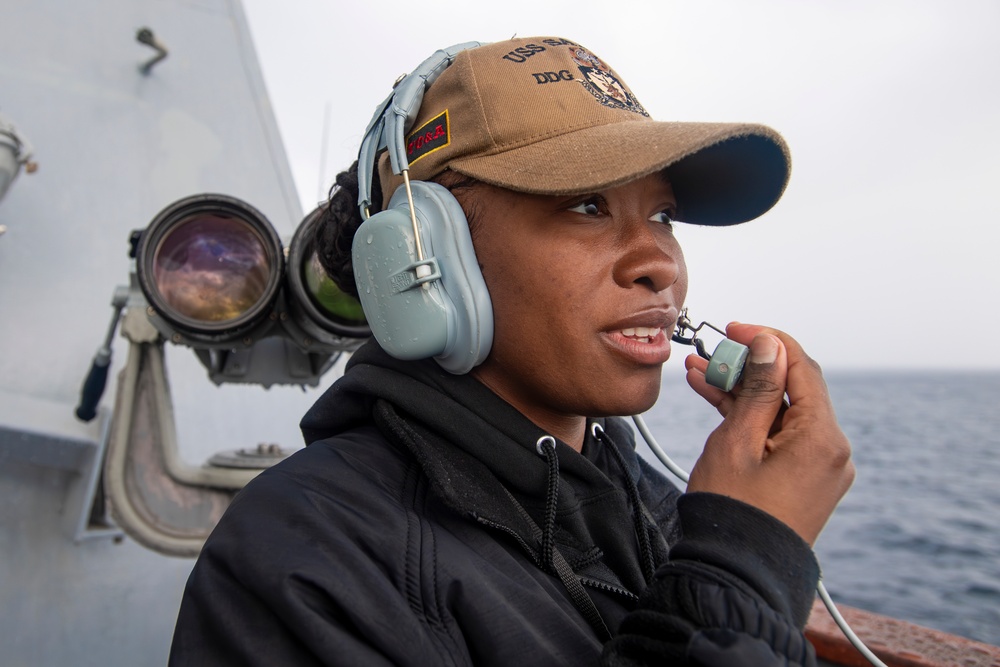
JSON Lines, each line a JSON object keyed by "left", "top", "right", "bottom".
{"left": 466, "top": 172, "right": 688, "bottom": 439}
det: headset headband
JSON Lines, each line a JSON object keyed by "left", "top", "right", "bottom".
{"left": 357, "top": 42, "right": 482, "bottom": 219}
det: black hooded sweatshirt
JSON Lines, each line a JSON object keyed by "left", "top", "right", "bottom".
{"left": 169, "top": 342, "right": 819, "bottom": 666}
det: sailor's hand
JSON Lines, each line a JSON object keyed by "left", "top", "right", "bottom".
{"left": 683, "top": 323, "right": 855, "bottom": 545}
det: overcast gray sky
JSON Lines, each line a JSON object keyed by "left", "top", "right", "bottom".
{"left": 241, "top": 0, "right": 1000, "bottom": 371}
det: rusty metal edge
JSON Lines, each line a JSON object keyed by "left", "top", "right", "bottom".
{"left": 806, "top": 599, "right": 1000, "bottom": 667}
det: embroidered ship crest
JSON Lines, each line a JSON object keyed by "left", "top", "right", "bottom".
{"left": 570, "top": 47, "right": 648, "bottom": 117}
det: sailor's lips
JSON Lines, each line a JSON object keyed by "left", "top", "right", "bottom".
{"left": 601, "top": 310, "right": 678, "bottom": 365}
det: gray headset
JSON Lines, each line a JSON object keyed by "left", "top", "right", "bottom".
{"left": 354, "top": 42, "right": 493, "bottom": 374}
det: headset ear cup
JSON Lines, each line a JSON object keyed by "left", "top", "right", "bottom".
{"left": 353, "top": 203, "right": 451, "bottom": 361}
{"left": 352, "top": 182, "right": 493, "bottom": 374}
{"left": 408, "top": 182, "right": 494, "bottom": 373}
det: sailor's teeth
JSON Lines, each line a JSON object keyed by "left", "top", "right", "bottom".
{"left": 620, "top": 327, "right": 661, "bottom": 339}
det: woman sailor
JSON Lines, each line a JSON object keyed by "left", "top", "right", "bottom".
{"left": 170, "top": 36, "right": 853, "bottom": 666}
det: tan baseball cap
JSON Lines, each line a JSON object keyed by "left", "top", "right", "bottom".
{"left": 378, "top": 37, "right": 790, "bottom": 226}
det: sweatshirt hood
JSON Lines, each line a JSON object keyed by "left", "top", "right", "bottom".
{"left": 302, "top": 341, "right": 637, "bottom": 496}
{"left": 300, "top": 341, "right": 669, "bottom": 595}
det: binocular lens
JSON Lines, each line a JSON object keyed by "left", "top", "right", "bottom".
{"left": 303, "top": 250, "right": 366, "bottom": 326}
{"left": 151, "top": 214, "right": 274, "bottom": 325}
{"left": 139, "top": 195, "right": 364, "bottom": 346}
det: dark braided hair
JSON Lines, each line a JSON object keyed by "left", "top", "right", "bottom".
{"left": 312, "top": 160, "right": 380, "bottom": 300}
{"left": 312, "top": 161, "right": 481, "bottom": 300}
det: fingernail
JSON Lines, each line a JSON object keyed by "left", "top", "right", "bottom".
{"left": 750, "top": 334, "right": 778, "bottom": 365}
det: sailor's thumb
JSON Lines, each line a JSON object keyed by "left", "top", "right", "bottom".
{"left": 723, "top": 333, "right": 787, "bottom": 437}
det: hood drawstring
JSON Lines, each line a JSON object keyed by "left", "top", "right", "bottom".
{"left": 535, "top": 436, "right": 560, "bottom": 572}
{"left": 591, "top": 423, "right": 657, "bottom": 586}
{"left": 534, "top": 435, "right": 612, "bottom": 642}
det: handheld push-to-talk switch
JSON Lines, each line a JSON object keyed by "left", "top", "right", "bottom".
{"left": 704, "top": 338, "right": 749, "bottom": 392}
{"left": 671, "top": 308, "right": 749, "bottom": 392}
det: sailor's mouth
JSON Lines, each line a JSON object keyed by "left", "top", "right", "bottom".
{"left": 603, "top": 327, "right": 672, "bottom": 365}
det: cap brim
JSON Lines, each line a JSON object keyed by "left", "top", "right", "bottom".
{"left": 448, "top": 121, "right": 790, "bottom": 226}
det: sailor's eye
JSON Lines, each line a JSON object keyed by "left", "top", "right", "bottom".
{"left": 650, "top": 211, "right": 675, "bottom": 229}
{"left": 568, "top": 198, "right": 604, "bottom": 216}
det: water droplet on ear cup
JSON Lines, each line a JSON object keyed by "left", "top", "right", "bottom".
{"left": 366, "top": 234, "right": 374, "bottom": 244}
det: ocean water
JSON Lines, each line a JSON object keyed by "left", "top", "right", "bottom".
{"left": 639, "top": 369, "right": 1000, "bottom": 646}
